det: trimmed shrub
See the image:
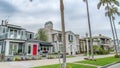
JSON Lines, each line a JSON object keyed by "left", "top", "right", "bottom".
{"left": 114, "top": 55, "right": 120, "bottom": 58}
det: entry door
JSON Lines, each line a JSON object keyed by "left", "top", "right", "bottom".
{"left": 33, "top": 44, "right": 37, "bottom": 55}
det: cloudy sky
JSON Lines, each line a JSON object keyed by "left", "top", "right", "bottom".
{"left": 0, "top": 0, "right": 120, "bottom": 38}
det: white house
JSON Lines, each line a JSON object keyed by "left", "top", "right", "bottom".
{"left": 0, "top": 20, "right": 53, "bottom": 61}
{"left": 41, "top": 21, "right": 80, "bottom": 55}
{"left": 79, "top": 34, "right": 112, "bottom": 53}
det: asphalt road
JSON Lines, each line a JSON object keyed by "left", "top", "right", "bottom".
{"left": 108, "top": 63, "right": 120, "bottom": 68}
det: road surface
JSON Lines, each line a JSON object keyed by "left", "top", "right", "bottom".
{"left": 107, "top": 63, "right": 120, "bottom": 68}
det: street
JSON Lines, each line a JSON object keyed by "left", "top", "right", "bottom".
{"left": 107, "top": 63, "right": 120, "bottom": 68}
{"left": 0, "top": 54, "right": 114, "bottom": 68}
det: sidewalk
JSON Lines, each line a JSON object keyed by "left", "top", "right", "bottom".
{"left": 0, "top": 54, "right": 114, "bottom": 68}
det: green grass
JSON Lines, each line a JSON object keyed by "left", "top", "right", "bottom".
{"left": 33, "top": 63, "right": 96, "bottom": 68}
{"left": 66, "top": 56, "right": 76, "bottom": 58}
{"left": 77, "top": 57, "right": 120, "bottom": 66}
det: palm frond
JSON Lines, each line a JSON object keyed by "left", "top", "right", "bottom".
{"left": 83, "top": 0, "right": 86, "bottom": 2}
{"left": 97, "top": 2, "right": 102, "bottom": 9}
{"left": 105, "top": 6, "right": 110, "bottom": 10}
{"left": 30, "top": 0, "right": 32, "bottom": 2}
{"left": 114, "top": 1, "right": 120, "bottom": 6}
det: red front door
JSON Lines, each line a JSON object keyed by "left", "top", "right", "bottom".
{"left": 33, "top": 44, "right": 37, "bottom": 55}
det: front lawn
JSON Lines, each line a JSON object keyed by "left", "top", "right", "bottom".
{"left": 77, "top": 57, "right": 120, "bottom": 66}
{"left": 33, "top": 63, "right": 96, "bottom": 68}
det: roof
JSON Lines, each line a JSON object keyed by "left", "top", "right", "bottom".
{"left": 7, "top": 24, "right": 25, "bottom": 30}
{"left": 27, "top": 39, "right": 53, "bottom": 46}
{"left": 93, "top": 35, "right": 111, "bottom": 39}
{"left": 40, "top": 42, "right": 53, "bottom": 46}
{"left": 26, "top": 31, "right": 34, "bottom": 34}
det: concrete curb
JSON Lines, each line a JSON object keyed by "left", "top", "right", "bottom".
{"left": 100, "top": 61, "right": 120, "bottom": 68}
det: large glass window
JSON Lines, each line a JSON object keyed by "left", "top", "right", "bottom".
{"left": 18, "top": 43, "right": 23, "bottom": 54}
{"left": 9, "top": 43, "right": 13, "bottom": 55}
{"left": 9, "top": 43, "right": 20, "bottom": 55}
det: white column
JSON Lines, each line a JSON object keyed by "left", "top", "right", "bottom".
{"left": 5, "top": 40, "right": 10, "bottom": 56}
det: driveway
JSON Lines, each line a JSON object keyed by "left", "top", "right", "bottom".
{"left": 0, "top": 54, "right": 114, "bottom": 68}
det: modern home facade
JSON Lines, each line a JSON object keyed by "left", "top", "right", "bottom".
{"left": 0, "top": 20, "right": 53, "bottom": 60}
{"left": 41, "top": 21, "right": 80, "bottom": 55}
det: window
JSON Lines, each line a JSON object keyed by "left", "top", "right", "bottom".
{"left": 3, "top": 27, "right": 5, "bottom": 33}
{"left": 68, "top": 34, "right": 73, "bottom": 42}
{"left": 68, "top": 34, "right": 71, "bottom": 41}
{"left": 18, "top": 43, "right": 23, "bottom": 54}
{"left": 30, "top": 34, "right": 32, "bottom": 39}
{"left": 28, "top": 45, "right": 31, "bottom": 54}
{"left": 58, "top": 34, "right": 62, "bottom": 42}
{"left": 9, "top": 43, "right": 13, "bottom": 55}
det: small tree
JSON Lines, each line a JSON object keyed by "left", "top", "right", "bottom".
{"left": 36, "top": 29, "right": 48, "bottom": 42}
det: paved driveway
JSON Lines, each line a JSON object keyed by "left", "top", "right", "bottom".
{"left": 0, "top": 54, "right": 114, "bottom": 68}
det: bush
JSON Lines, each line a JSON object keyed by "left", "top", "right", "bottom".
{"left": 14, "top": 56, "right": 21, "bottom": 61}
{"left": 114, "top": 55, "right": 120, "bottom": 58}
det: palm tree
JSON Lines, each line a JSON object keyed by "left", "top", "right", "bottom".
{"left": 111, "top": 6, "right": 120, "bottom": 53}
{"left": 112, "top": 16, "right": 119, "bottom": 52}
{"left": 60, "top": 0, "right": 66, "bottom": 68}
{"left": 83, "top": 0, "right": 94, "bottom": 60}
{"left": 97, "top": 0, "right": 119, "bottom": 55}
{"left": 29, "top": 0, "right": 66, "bottom": 68}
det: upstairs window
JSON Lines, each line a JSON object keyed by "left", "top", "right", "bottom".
{"left": 68, "top": 34, "right": 73, "bottom": 42}
{"left": 30, "top": 34, "right": 32, "bottom": 39}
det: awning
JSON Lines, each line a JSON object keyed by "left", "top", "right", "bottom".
{"left": 40, "top": 42, "right": 53, "bottom": 46}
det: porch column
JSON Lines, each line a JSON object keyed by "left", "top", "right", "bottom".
{"left": 5, "top": 40, "right": 10, "bottom": 56}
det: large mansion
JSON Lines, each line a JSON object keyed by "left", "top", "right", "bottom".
{"left": 41, "top": 21, "right": 80, "bottom": 55}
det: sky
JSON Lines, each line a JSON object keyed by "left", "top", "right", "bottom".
{"left": 0, "top": 0, "right": 120, "bottom": 38}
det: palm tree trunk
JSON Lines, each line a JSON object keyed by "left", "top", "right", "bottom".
{"left": 85, "top": 0, "right": 94, "bottom": 60}
{"left": 109, "top": 16, "right": 118, "bottom": 55}
{"left": 60, "top": 0, "right": 66, "bottom": 68}
{"left": 112, "top": 17, "right": 119, "bottom": 54}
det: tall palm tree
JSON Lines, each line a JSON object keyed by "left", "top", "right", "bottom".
{"left": 60, "top": 0, "right": 66, "bottom": 68}
{"left": 110, "top": 6, "right": 120, "bottom": 53}
{"left": 112, "top": 16, "right": 119, "bottom": 52}
{"left": 97, "top": 0, "right": 119, "bottom": 55}
{"left": 83, "top": 0, "right": 94, "bottom": 60}
{"left": 29, "top": 0, "right": 66, "bottom": 68}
